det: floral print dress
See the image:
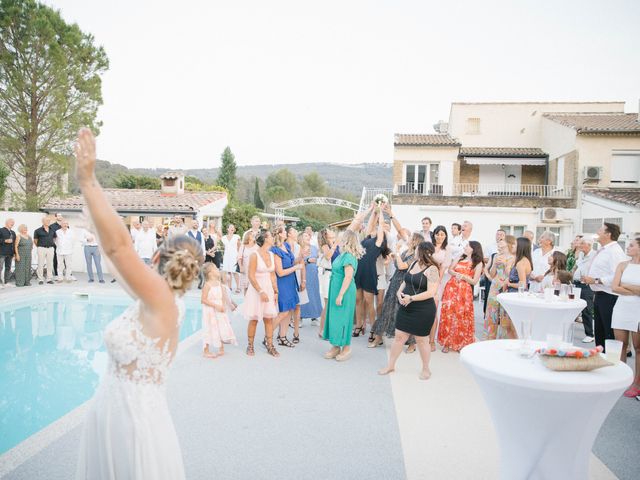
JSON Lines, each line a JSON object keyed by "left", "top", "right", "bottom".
{"left": 437, "top": 260, "right": 476, "bottom": 351}
{"left": 483, "top": 255, "right": 512, "bottom": 340}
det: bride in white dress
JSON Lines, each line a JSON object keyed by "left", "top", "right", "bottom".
{"left": 74, "top": 128, "right": 203, "bottom": 479}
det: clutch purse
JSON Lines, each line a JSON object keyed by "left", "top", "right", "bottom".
{"left": 536, "top": 345, "right": 613, "bottom": 371}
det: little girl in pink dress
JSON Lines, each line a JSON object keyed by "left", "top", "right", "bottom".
{"left": 201, "top": 263, "right": 238, "bottom": 357}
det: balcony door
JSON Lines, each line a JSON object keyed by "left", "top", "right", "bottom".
{"left": 478, "top": 165, "right": 521, "bottom": 186}
{"left": 404, "top": 164, "right": 439, "bottom": 193}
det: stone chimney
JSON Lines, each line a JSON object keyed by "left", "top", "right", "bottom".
{"left": 160, "top": 171, "right": 185, "bottom": 196}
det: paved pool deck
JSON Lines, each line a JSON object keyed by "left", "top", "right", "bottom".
{"left": 1, "top": 276, "right": 638, "bottom": 479}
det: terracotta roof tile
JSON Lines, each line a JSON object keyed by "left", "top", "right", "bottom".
{"left": 459, "top": 147, "right": 548, "bottom": 158}
{"left": 394, "top": 134, "right": 461, "bottom": 147}
{"left": 42, "top": 189, "right": 226, "bottom": 214}
{"left": 544, "top": 113, "right": 640, "bottom": 134}
{"left": 584, "top": 188, "right": 640, "bottom": 208}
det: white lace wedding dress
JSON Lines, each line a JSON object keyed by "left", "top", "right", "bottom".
{"left": 76, "top": 297, "right": 186, "bottom": 479}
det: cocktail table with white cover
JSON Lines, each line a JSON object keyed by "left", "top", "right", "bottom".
{"left": 497, "top": 292, "right": 587, "bottom": 340}
{"left": 460, "top": 340, "right": 632, "bottom": 480}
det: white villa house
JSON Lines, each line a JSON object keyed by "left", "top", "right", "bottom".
{"left": 365, "top": 101, "right": 640, "bottom": 249}
{"left": 35, "top": 171, "right": 228, "bottom": 275}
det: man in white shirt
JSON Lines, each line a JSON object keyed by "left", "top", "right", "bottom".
{"left": 529, "top": 231, "right": 558, "bottom": 292}
{"left": 485, "top": 228, "right": 506, "bottom": 261}
{"left": 186, "top": 220, "right": 206, "bottom": 254}
{"left": 80, "top": 227, "right": 104, "bottom": 283}
{"left": 168, "top": 216, "right": 187, "bottom": 237}
{"left": 55, "top": 220, "right": 75, "bottom": 282}
{"left": 135, "top": 221, "right": 158, "bottom": 265}
{"left": 572, "top": 238, "right": 596, "bottom": 342}
{"left": 130, "top": 220, "right": 142, "bottom": 243}
{"left": 419, "top": 216, "right": 432, "bottom": 240}
{"left": 451, "top": 220, "right": 473, "bottom": 260}
{"left": 581, "top": 223, "right": 629, "bottom": 350}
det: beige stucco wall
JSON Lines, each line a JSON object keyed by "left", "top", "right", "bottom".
{"left": 392, "top": 146, "right": 460, "bottom": 191}
{"left": 576, "top": 135, "right": 640, "bottom": 187}
{"left": 448, "top": 102, "right": 623, "bottom": 148}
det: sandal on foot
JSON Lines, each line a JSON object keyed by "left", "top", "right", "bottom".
{"left": 430, "top": 343, "right": 436, "bottom": 352}
{"left": 624, "top": 386, "right": 640, "bottom": 398}
{"left": 292, "top": 334, "right": 300, "bottom": 344}
{"left": 277, "top": 336, "right": 295, "bottom": 348}
{"left": 378, "top": 367, "right": 394, "bottom": 375}
{"left": 324, "top": 348, "right": 340, "bottom": 359}
{"left": 367, "top": 331, "right": 375, "bottom": 343}
{"left": 352, "top": 326, "right": 364, "bottom": 337}
{"left": 266, "top": 344, "right": 280, "bottom": 357}
{"left": 419, "top": 370, "right": 432, "bottom": 380}
{"left": 442, "top": 346, "right": 449, "bottom": 353}
{"left": 406, "top": 345, "right": 416, "bottom": 354}
{"left": 246, "top": 344, "right": 255, "bottom": 356}
{"left": 368, "top": 339, "right": 383, "bottom": 348}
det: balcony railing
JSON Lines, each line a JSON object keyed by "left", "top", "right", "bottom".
{"left": 392, "top": 183, "right": 573, "bottom": 198}
{"left": 453, "top": 184, "right": 573, "bottom": 198}
{"left": 394, "top": 182, "right": 444, "bottom": 195}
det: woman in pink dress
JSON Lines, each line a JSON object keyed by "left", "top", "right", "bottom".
{"left": 243, "top": 230, "right": 280, "bottom": 357}
{"left": 438, "top": 241, "right": 484, "bottom": 352}
{"left": 238, "top": 230, "right": 258, "bottom": 294}
{"left": 201, "top": 263, "right": 238, "bottom": 358}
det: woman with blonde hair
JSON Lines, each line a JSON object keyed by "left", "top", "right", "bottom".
{"left": 14, "top": 224, "right": 33, "bottom": 287}
{"left": 271, "top": 225, "right": 303, "bottom": 348}
{"left": 237, "top": 230, "right": 258, "bottom": 294}
{"left": 74, "top": 128, "right": 203, "bottom": 479}
{"left": 323, "top": 228, "right": 365, "bottom": 362}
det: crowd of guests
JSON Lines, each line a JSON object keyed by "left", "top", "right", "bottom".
{"left": 2, "top": 207, "right": 638, "bottom": 391}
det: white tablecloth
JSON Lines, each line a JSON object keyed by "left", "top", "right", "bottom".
{"left": 461, "top": 340, "right": 632, "bottom": 480}
{"left": 497, "top": 292, "right": 587, "bottom": 340}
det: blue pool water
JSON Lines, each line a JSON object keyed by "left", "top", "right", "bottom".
{"left": 0, "top": 293, "right": 203, "bottom": 454}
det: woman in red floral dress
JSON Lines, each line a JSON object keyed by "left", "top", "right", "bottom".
{"left": 437, "top": 241, "right": 484, "bottom": 352}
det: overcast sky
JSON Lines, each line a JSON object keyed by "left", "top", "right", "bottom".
{"left": 47, "top": 0, "right": 640, "bottom": 169}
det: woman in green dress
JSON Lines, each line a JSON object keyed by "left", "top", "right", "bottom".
{"left": 323, "top": 210, "right": 369, "bottom": 362}
{"left": 14, "top": 224, "right": 33, "bottom": 287}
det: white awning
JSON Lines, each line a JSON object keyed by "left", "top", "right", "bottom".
{"left": 464, "top": 157, "right": 547, "bottom": 166}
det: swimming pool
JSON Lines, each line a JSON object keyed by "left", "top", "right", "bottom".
{"left": 0, "top": 293, "right": 203, "bottom": 454}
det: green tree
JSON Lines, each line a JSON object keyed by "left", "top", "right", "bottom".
{"left": 301, "top": 172, "right": 327, "bottom": 196}
{"left": 253, "top": 177, "right": 264, "bottom": 210}
{"left": 0, "top": 0, "right": 109, "bottom": 210}
{"left": 114, "top": 174, "right": 160, "bottom": 190}
{"left": 0, "top": 161, "right": 9, "bottom": 205}
{"left": 222, "top": 201, "right": 258, "bottom": 234}
{"left": 265, "top": 168, "right": 297, "bottom": 195}
{"left": 216, "top": 147, "right": 237, "bottom": 199}
{"left": 265, "top": 185, "right": 288, "bottom": 204}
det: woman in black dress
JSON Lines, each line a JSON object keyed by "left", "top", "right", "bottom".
{"left": 378, "top": 241, "right": 440, "bottom": 380}
{"left": 353, "top": 205, "right": 385, "bottom": 338}
{"left": 203, "top": 227, "right": 217, "bottom": 264}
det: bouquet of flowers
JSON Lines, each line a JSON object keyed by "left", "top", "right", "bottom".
{"left": 374, "top": 193, "right": 389, "bottom": 206}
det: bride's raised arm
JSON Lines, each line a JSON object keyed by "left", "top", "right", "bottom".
{"left": 75, "top": 128, "right": 176, "bottom": 316}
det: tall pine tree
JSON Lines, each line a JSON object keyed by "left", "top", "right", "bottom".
{"left": 216, "top": 147, "right": 237, "bottom": 199}
{"left": 253, "top": 177, "right": 264, "bottom": 210}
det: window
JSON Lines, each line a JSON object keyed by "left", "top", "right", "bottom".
{"left": 466, "top": 117, "right": 481, "bottom": 134}
{"left": 583, "top": 217, "right": 623, "bottom": 234}
{"left": 404, "top": 163, "right": 440, "bottom": 192}
{"left": 536, "top": 226, "right": 562, "bottom": 246}
{"left": 500, "top": 225, "right": 526, "bottom": 237}
{"left": 611, "top": 151, "right": 640, "bottom": 185}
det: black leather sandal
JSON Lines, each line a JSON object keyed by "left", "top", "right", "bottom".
{"left": 277, "top": 336, "right": 295, "bottom": 348}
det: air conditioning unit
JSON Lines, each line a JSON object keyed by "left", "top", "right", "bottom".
{"left": 540, "top": 208, "right": 563, "bottom": 222}
{"left": 584, "top": 166, "right": 602, "bottom": 180}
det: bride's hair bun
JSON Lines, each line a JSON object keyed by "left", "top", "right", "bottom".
{"left": 157, "top": 235, "right": 203, "bottom": 294}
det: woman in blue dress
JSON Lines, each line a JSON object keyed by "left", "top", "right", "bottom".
{"left": 271, "top": 225, "right": 303, "bottom": 348}
{"left": 300, "top": 231, "right": 323, "bottom": 323}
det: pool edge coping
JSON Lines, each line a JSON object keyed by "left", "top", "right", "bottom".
{"left": 0, "top": 285, "right": 203, "bottom": 478}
